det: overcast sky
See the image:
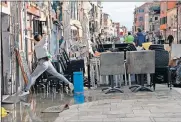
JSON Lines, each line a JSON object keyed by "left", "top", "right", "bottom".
{"left": 102, "top": 2, "right": 145, "bottom": 31}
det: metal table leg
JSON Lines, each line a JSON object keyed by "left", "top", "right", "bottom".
{"left": 104, "top": 75, "right": 124, "bottom": 94}
{"left": 130, "top": 74, "right": 153, "bottom": 92}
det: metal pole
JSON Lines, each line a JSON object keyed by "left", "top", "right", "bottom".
{"left": 48, "top": 1, "right": 52, "bottom": 51}
{"left": 88, "top": 53, "right": 91, "bottom": 89}
{"left": 23, "top": 2, "right": 28, "bottom": 62}
{"left": 0, "top": 1, "right": 3, "bottom": 106}
{"left": 177, "top": 5, "right": 179, "bottom": 44}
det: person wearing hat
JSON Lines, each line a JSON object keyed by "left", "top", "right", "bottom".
{"left": 19, "top": 27, "right": 74, "bottom": 97}
{"left": 169, "top": 57, "right": 179, "bottom": 67}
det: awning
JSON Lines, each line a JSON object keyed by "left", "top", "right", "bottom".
{"left": 71, "top": 25, "right": 77, "bottom": 30}
{"left": 82, "top": 2, "right": 92, "bottom": 12}
{"left": 70, "top": 19, "right": 82, "bottom": 37}
{"left": 70, "top": 19, "right": 82, "bottom": 29}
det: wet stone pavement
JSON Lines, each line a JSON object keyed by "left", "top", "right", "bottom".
{"left": 2, "top": 85, "right": 181, "bottom": 122}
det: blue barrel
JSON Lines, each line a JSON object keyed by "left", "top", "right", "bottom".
{"left": 73, "top": 72, "right": 84, "bottom": 94}
{"left": 74, "top": 94, "right": 85, "bottom": 104}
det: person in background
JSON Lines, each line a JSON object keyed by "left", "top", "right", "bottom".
{"left": 158, "top": 35, "right": 164, "bottom": 44}
{"left": 59, "top": 36, "right": 64, "bottom": 47}
{"left": 145, "top": 31, "right": 149, "bottom": 42}
{"left": 118, "top": 36, "right": 124, "bottom": 44}
{"left": 167, "top": 34, "right": 174, "bottom": 46}
{"left": 134, "top": 28, "right": 146, "bottom": 47}
{"left": 19, "top": 27, "right": 74, "bottom": 97}
{"left": 124, "top": 32, "right": 134, "bottom": 44}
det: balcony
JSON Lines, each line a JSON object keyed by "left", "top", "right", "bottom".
{"left": 149, "top": 6, "right": 160, "bottom": 14}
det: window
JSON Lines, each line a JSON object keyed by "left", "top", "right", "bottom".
{"left": 138, "top": 9, "right": 144, "bottom": 13}
{"left": 150, "top": 18, "right": 152, "bottom": 22}
{"left": 160, "top": 17, "right": 167, "bottom": 25}
{"left": 134, "top": 18, "right": 137, "bottom": 22}
{"left": 33, "top": 19, "right": 47, "bottom": 35}
{"left": 152, "top": 25, "right": 155, "bottom": 31}
{"left": 139, "top": 17, "right": 143, "bottom": 21}
{"left": 155, "top": 17, "right": 158, "bottom": 21}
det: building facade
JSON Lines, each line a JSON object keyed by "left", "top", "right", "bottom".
{"left": 1, "top": 1, "right": 64, "bottom": 100}
{"left": 166, "top": 1, "right": 177, "bottom": 43}
{"left": 178, "top": 3, "right": 181, "bottom": 43}
{"left": 149, "top": 2, "right": 160, "bottom": 37}
{"left": 0, "top": 1, "right": 105, "bottom": 99}
{"left": 167, "top": 7, "right": 177, "bottom": 43}
{"left": 102, "top": 13, "right": 114, "bottom": 41}
{"left": 1, "top": 1, "right": 11, "bottom": 101}
{"left": 133, "top": 3, "right": 151, "bottom": 33}
{"left": 160, "top": 1, "right": 167, "bottom": 40}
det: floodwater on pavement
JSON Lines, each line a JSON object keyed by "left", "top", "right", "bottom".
{"left": 2, "top": 85, "right": 181, "bottom": 122}
{"left": 2, "top": 90, "right": 87, "bottom": 122}
{"left": 1, "top": 87, "right": 112, "bottom": 122}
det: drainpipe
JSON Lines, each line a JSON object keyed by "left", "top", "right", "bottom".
{"left": 177, "top": 4, "right": 179, "bottom": 44}
{"left": 23, "top": 2, "right": 28, "bottom": 62}
{"left": 47, "top": 1, "right": 52, "bottom": 52}
{"left": 0, "top": 1, "right": 3, "bottom": 103}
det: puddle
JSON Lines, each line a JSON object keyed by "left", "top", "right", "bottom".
{"left": 1, "top": 90, "right": 103, "bottom": 122}
{"left": 2, "top": 86, "right": 175, "bottom": 122}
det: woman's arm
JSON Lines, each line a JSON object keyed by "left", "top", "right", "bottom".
{"left": 25, "top": 36, "right": 39, "bottom": 45}
{"left": 38, "top": 35, "right": 48, "bottom": 45}
{"left": 28, "top": 51, "right": 34, "bottom": 55}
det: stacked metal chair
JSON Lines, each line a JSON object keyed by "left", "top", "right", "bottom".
{"left": 149, "top": 44, "right": 171, "bottom": 90}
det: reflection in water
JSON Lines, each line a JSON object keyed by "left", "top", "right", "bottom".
{"left": 2, "top": 89, "right": 109, "bottom": 122}
{"left": 1, "top": 92, "right": 67, "bottom": 122}
{"left": 22, "top": 103, "right": 43, "bottom": 122}
{"left": 74, "top": 94, "right": 85, "bottom": 104}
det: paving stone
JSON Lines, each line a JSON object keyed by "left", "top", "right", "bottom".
{"left": 150, "top": 108, "right": 181, "bottom": 113}
{"left": 106, "top": 114, "right": 126, "bottom": 118}
{"left": 120, "top": 117, "right": 152, "bottom": 122}
{"left": 164, "top": 113, "right": 181, "bottom": 117}
{"left": 133, "top": 110, "right": 151, "bottom": 114}
{"left": 153, "top": 117, "right": 181, "bottom": 122}
{"left": 126, "top": 113, "right": 165, "bottom": 118}
{"left": 5, "top": 85, "right": 180, "bottom": 122}
{"left": 108, "top": 109, "right": 133, "bottom": 114}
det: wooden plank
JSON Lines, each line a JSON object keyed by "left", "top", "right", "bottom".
{"left": 15, "top": 49, "right": 30, "bottom": 85}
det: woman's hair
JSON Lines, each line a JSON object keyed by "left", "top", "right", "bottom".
{"left": 137, "top": 28, "right": 141, "bottom": 32}
{"left": 34, "top": 34, "right": 41, "bottom": 41}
